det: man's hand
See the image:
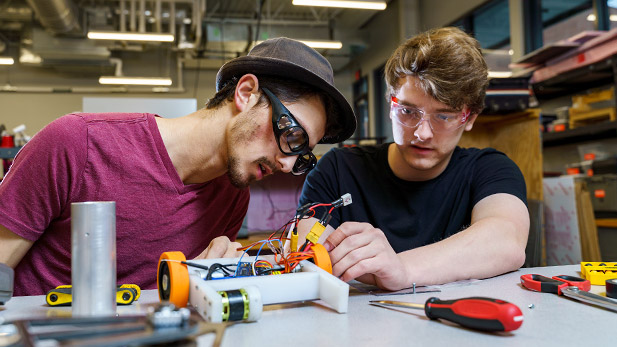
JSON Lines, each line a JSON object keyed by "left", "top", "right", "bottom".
{"left": 193, "top": 236, "right": 243, "bottom": 259}
{"left": 323, "top": 222, "right": 409, "bottom": 291}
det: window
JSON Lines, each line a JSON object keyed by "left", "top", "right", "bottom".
{"left": 448, "top": 0, "right": 511, "bottom": 72}
{"left": 472, "top": 0, "right": 510, "bottom": 49}
{"left": 542, "top": 0, "right": 594, "bottom": 45}
{"left": 610, "top": 0, "right": 617, "bottom": 29}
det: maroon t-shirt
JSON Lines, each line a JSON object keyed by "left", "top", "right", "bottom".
{"left": 0, "top": 113, "right": 249, "bottom": 296}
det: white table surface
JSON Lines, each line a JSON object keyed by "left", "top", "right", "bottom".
{"left": 1, "top": 264, "right": 615, "bottom": 346}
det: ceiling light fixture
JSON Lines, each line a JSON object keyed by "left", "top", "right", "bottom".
{"left": 0, "top": 57, "right": 14, "bottom": 65}
{"left": 292, "top": 0, "right": 387, "bottom": 10}
{"left": 255, "top": 39, "right": 343, "bottom": 49}
{"left": 88, "top": 31, "right": 174, "bottom": 42}
{"left": 300, "top": 40, "right": 343, "bottom": 49}
{"left": 98, "top": 76, "right": 173, "bottom": 86}
{"left": 488, "top": 71, "right": 513, "bottom": 78}
{"left": 587, "top": 14, "right": 617, "bottom": 21}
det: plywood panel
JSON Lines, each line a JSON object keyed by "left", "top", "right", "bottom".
{"left": 459, "top": 109, "right": 543, "bottom": 201}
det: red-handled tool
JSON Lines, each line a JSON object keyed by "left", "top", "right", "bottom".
{"left": 520, "top": 274, "right": 591, "bottom": 295}
{"left": 370, "top": 296, "right": 523, "bottom": 332}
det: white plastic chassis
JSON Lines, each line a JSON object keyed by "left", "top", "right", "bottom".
{"left": 183, "top": 255, "right": 349, "bottom": 323}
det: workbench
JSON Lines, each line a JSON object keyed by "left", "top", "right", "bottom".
{"left": 1, "top": 264, "right": 614, "bottom": 346}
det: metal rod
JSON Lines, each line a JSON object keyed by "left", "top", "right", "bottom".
{"left": 120, "top": 0, "right": 126, "bottom": 32}
{"left": 369, "top": 300, "right": 424, "bottom": 310}
{"left": 139, "top": 0, "right": 146, "bottom": 33}
{"left": 130, "top": 0, "right": 136, "bottom": 32}
{"left": 562, "top": 287, "right": 617, "bottom": 313}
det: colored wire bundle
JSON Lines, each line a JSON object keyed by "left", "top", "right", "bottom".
{"left": 202, "top": 194, "right": 351, "bottom": 279}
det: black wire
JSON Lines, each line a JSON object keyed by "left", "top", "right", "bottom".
{"left": 205, "top": 263, "right": 237, "bottom": 280}
{"left": 256, "top": 267, "right": 285, "bottom": 276}
{"left": 182, "top": 261, "right": 209, "bottom": 271}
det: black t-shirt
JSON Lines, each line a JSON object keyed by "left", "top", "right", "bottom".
{"left": 299, "top": 144, "right": 527, "bottom": 253}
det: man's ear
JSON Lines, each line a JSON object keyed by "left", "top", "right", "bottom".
{"left": 234, "top": 74, "right": 260, "bottom": 112}
{"left": 464, "top": 113, "right": 479, "bottom": 131}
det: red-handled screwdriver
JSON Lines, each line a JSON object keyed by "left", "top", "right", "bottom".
{"left": 369, "top": 297, "right": 523, "bottom": 332}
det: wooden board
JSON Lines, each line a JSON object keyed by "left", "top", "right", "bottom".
{"left": 459, "top": 109, "right": 543, "bottom": 201}
{"left": 575, "top": 180, "right": 602, "bottom": 261}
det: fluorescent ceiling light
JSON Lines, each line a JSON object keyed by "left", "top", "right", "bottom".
{"left": 587, "top": 14, "right": 617, "bottom": 21}
{"left": 292, "top": 0, "right": 387, "bottom": 10}
{"left": 255, "top": 39, "right": 342, "bottom": 49}
{"left": 488, "top": 71, "right": 513, "bottom": 78}
{"left": 98, "top": 76, "right": 173, "bottom": 86}
{"left": 88, "top": 31, "right": 174, "bottom": 42}
{"left": 300, "top": 40, "right": 343, "bottom": 49}
{"left": 0, "top": 57, "right": 14, "bottom": 65}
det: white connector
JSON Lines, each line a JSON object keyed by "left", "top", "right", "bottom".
{"left": 341, "top": 193, "right": 352, "bottom": 206}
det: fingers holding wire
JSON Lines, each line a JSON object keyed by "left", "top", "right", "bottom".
{"left": 326, "top": 223, "right": 407, "bottom": 290}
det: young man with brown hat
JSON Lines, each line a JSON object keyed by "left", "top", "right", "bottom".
{"left": 0, "top": 38, "right": 356, "bottom": 296}
{"left": 297, "top": 27, "right": 529, "bottom": 290}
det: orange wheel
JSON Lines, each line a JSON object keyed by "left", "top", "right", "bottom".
{"left": 310, "top": 243, "right": 332, "bottom": 274}
{"left": 157, "top": 251, "right": 189, "bottom": 307}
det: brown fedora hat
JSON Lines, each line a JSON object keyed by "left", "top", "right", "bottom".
{"left": 216, "top": 37, "right": 356, "bottom": 144}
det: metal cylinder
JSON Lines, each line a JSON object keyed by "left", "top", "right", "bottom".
{"left": 71, "top": 201, "right": 117, "bottom": 317}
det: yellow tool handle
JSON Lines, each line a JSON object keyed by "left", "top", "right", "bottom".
{"left": 46, "top": 284, "right": 141, "bottom": 306}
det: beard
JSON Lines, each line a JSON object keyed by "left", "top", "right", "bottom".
{"left": 226, "top": 108, "right": 276, "bottom": 188}
{"left": 227, "top": 156, "right": 254, "bottom": 189}
{"left": 227, "top": 156, "right": 276, "bottom": 189}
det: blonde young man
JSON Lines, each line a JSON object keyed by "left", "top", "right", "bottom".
{"left": 298, "top": 27, "right": 529, "bottom": 290}
{"left": 0, "top": 38, "right": 356, "bottom": 296}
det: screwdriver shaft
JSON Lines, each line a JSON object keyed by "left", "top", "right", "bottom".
{"left": 369, "top": 300, "right": 424, "bottom": 310}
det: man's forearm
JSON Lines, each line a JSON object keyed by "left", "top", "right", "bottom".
{"left": 398, "top": 216, "right": 527, "bottom": 286}
{"left": 0, "top": 224, "right": 34, "bottom": 268}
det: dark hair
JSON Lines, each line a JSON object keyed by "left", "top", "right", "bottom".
{"left": 206, "top": 76, "right": 341, "bottom": 142}
{"left": 385, "top": 27, "right": 488, "bottom": 114}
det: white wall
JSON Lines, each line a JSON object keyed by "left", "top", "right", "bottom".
{"left": 0, "top": 67, "right": 218, "bottom": 134}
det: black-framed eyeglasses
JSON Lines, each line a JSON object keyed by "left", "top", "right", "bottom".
{"left": 262, "top": 87, "right": 317, "bottom": 175}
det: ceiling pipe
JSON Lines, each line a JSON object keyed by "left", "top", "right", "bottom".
{"left": 192, "top": 0, "right": 203, "bottom": 50}
{"left": 26, "top": 0, "right": 80, "bottom": 34}
{"left": 169, "top": 2, "right": 176, "bottom": 37}
{"left": 139, "top": 0, "right": 146, "bottom": 32}
{"left": 155, "top": 0, "right": 162, "bottom": 33}
{"left": 120, "top": 0, "right": 126, "bottom": 32}
{"left": 130, "top": 0, "right": 136, "bottom": 32}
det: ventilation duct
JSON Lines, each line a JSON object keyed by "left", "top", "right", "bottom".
{"left": 26, "top": 0, "right": 80, "bottom": 34}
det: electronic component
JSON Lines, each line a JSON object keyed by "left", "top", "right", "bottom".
{"left": 157, "top": 252, "right": 348, "bottom": 323}
{"left": 306, "top": 220, "right": 327, "bottom": 244}
{"left": 237, "top": 262, "right": 252, "bottom": 277}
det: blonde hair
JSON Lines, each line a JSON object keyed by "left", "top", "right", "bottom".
{"left": 385, "top": 27, "right": 488, "bottom": 114}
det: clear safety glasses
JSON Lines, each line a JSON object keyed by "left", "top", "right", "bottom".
{"left": 390, "top": 96, "right": 470, "bottom": 133}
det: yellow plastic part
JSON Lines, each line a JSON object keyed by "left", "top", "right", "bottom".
{"left": 46, "top": 284, "right": 142, "bottom": 306}
{"left": 290, "top": 231, "right": 298, "bottom": 253}
{"left": 120, "top": 284, "right": 141, "bottom": 300}
{"left": 46, "top": 287, "right": 72, "bottom": 306}
{"left": 580, "top": 262, "right": 617, "bottom": 285}
{"left": 306, "top": 221, "right": 326, "bottom": 244}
